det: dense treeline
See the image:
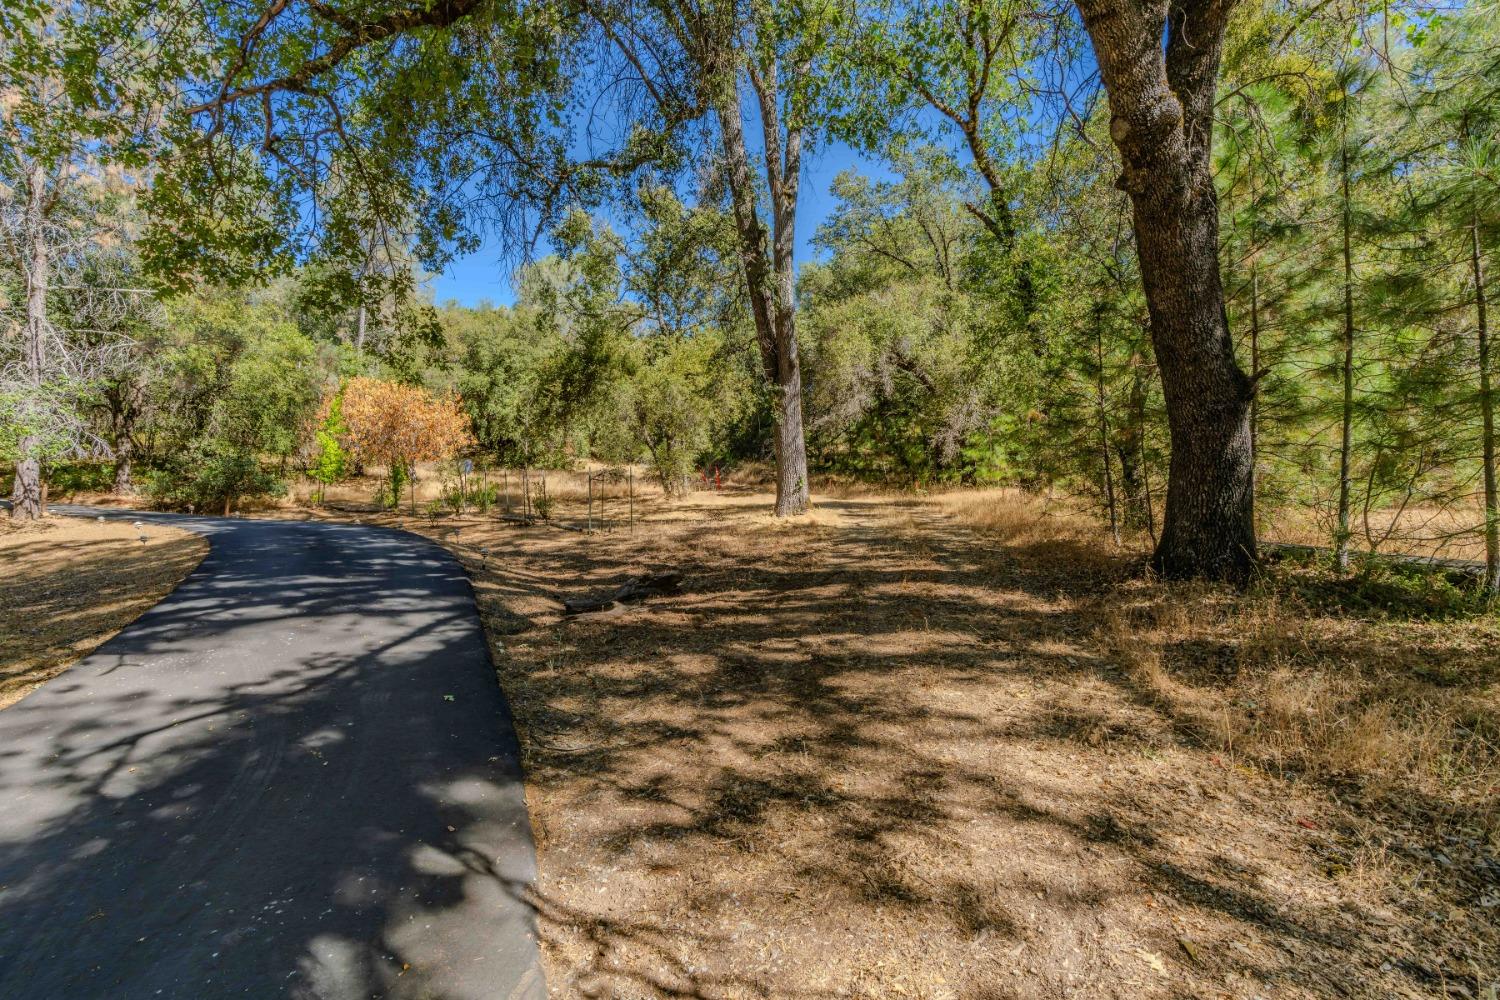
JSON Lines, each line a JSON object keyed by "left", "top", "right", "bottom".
{"left": 1, "top": 0, "right": 1496, "bottom": 587}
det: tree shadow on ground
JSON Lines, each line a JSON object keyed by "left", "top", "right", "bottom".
{"left": 455, "top": 492, "right": 1497, "bottom": 999}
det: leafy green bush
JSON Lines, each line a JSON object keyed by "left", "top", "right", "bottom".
{"left": 469, "top": 483, "right": 498, "bottom": 514}
{"left": 531, "top": 484, "right": 553, "bottom": 520}
{"left": 146, "top": 447, "right": 286, "bottom": 514}
{"left": 439, "top": 481, "right": 498, "bottom": 514}
{"left": 48, "top": 461, "right": 114, "bottom": 494}
{"left": 384, "top": 462, "right": 409, "bottom": 510}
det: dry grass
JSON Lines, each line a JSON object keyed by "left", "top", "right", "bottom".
{"left": 278, "top": 482, "right": 1499, "bottom": 999}
{"left": 1263, "top": 501, "right": 1496, "bottom": 564}
{"left": 0, "top": 515, "right": 207, "bottom": 709}
{"left": 1094, "top": 572, "right": 1500, "bottom": 835}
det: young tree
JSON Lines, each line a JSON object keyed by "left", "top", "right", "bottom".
{"left": 1395, "top": 7, "right": 1500, "bottom": 592}
{"left": 337, "top": 377, "right": 474, "bottom": 512}
{"left": 1299, "top": 59, "right": 1396, "bottom": 573}
{"left": 307, "top": 388, "right": 349, "bottom": 503}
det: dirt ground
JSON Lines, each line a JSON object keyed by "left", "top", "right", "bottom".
{"left": 258, "top": 478, "right": 1495, "bottom": 1000}
{"left": 0, "top": 515, "right": 207, "bottom": 709}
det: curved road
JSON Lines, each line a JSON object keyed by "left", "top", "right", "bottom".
{"left": 0, "top": 510, "right": 545, "bottom": 999}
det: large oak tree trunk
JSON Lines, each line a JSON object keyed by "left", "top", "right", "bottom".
{"left": 1075, "top": 0, "right": 1255, "bottom": 580}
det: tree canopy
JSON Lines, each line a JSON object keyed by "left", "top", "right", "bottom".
{"left": 2, "top": 0, "right": 1497, "bottom": 587}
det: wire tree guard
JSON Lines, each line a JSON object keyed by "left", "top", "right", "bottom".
{"left": 494, "top": 465, "right": 549, "bottom": 522}
{"left": 587, "top": 465, "right": 635, "bottom": 535}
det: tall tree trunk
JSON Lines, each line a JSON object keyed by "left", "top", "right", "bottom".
{"left": 715, "top": 65, "right": 810, "bottom": 516}
{"left": 10, "top": 452, "right": 43, "bottom": 520}
{"left": 1334, "top": 127, "right": 1357, "bottom": 574}
{"left": 760, "top": 82, "right": 811, "bottom": 518}
{"left": 113, "top": 438, "right": 135, "bottom": 494}
{"left": 1094, "top": 311, "right": 1120, "bottom": 544}
{"left": 1075, "top": 0, "right": 1255, "bottom": 580}
{"left": 109, "top": 385, "right": 138, "bottom": 494}
{"left": 1472, "top": 210, "right": 1498, "bottom": 595}
{"left": 1248, "top": 172, "right": 1262, "bottom": 521}
{"left": 10, "top": 161, "right": 50, "bottom": 522}
{"left": 1249, "top": 262, "right": 1261, "bottom": 503}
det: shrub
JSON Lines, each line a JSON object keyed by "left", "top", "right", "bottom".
{"left": 48, "top": 461, "right": 114, "bottom": 495}
{"left": 531, "top": 483, "right": 553, "bottom": 520}
{"left": 146, "top": 447, "right": 286, "bottom": 514}
{"left": 439, "top": 479, "right": 497, "bottom": 514}
{"left": 470, "top": 483, "right": 498, "bottom": 514}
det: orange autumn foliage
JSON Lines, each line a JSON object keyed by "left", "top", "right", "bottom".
{"left": 332, "top": 377, "right": 474, "bottom": 471}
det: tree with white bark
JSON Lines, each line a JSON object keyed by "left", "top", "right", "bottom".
{"left": 1, "top": 0, "right": 203, "bottom": 519}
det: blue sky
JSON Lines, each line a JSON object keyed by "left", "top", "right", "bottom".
{"left": 427, "top": 140, "right": 892, "bottom": 308}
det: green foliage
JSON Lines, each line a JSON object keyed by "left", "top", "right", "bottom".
{"left": 0, "top": 380, "right": 91, "bottom": 465}
{"left": 145, "top": 445, "right": 285, "bottom": 513}
{"left": 44, "top": 461, "right": 114, "bottom": 495}
{"left": 531, "top": 485, "right": 554, "bottom": 521}
{"left": 218, "top": 325, "right": 322, "bottom": 461}
{"left": 629, "top": 331, "right": 748, "bottom": 493}
{"left": 1265, "top": 551, "right": 1498, "bottom": 622}
{"left": 445, "top": 481, "right": 498, "bottom": 515}
{"left": 7, "top": 0, "right": 1498, "bottom": 587}
{"left": 309, "top": 393, "right": 350, "bottom": 498}
{"left": 385, "top": 461, "right": 409, "bottom": 511}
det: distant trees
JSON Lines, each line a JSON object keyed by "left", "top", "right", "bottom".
{"left": 137, "top": 289, "right": 322, "bottom": 511}
{"left": 448, "top": 196, "right": 755, "bottom": 495}
{"left": 451, "top": 303, "right": 560, "bottom": 469}
{"left": 159, "top": 0, "right": 848, "bottom": 520}
{"left": 800, "top": 154, "right": 996, "bottom": 484}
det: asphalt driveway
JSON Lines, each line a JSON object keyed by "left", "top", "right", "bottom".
{"left": 0, "top": 509, "right": 544, "bottom": 999}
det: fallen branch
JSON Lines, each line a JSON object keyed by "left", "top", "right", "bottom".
{"left": 561, "top": 572, "right": 683, "bottom": 619}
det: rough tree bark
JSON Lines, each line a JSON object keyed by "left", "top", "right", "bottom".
{"left": 713, "top": 60, "right": 810, "bottom": 517}
{"left": 112, "top": 436, "right": 135, "bottom": 494}
{"left": 1074, "top": 0, "right": 1256, "bottom": 580}
{"left": 103, "top": 380, "right": 140, "bottom": 494}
